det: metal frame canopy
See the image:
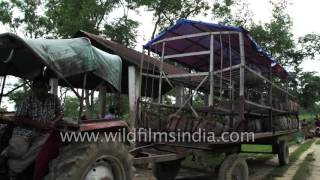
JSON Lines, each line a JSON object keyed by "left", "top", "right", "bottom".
{"left": 0, "top": 33, "right": 122, "bottom": 91}
{"left": 144, "top": 19, "right": 288, "bottom": 79}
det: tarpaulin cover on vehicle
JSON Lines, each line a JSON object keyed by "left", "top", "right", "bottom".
{"left": 0, "top": 33, "right": 122, "bottom": 91}
{"left": 144, "top": 19, "right": 288, "bottom": 79}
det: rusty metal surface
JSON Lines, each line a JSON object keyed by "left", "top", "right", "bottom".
{"left": 132, "top": 144, "right": 191, "bottom": 164}
{"left": 133, "top": 152, "right": 187, "bottom": 164}
{"left": 74, "top": 30, "right": 186, "bottom": 75}
{"left": 74, "top": 30, "right": 186, "bottom": 96}
{"left": 79, "top": 119, "right": 128, "bottom": 131}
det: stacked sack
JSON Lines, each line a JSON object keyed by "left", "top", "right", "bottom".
{"left": 166, "top": 114, "right": 230, "bottom": 136}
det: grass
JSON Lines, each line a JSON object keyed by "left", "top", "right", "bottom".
{"left": 264, "top": 139, "right": 315, "bottom": 180}
{"left": 316, "top": 140, "right": 320, "bottom": 145}
{"left": 292, "top": 152, "right": 315, "bottom": 180}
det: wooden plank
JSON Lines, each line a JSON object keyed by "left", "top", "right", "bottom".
{"left": 175, "top": 86, "right": 184, "bottom": 107}
{"left": 49, "top": 78, "right": 58, "bottom": 95}
{"left": 128, "top": 66, "right": 137, "bottom": 128}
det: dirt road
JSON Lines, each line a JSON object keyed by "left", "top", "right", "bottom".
{"left": 309, "top": 142, "right": 320, "bottom": 179}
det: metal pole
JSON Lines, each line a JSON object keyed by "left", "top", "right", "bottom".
{"left": 158, "top": 42, "right": 165, "bottom": 104}
{"left": 228, "top": 35, "right": 234, "bottom": 129}
{"left": 144, "top": 47, "right": 151, "bottom": 100}
{"left": 220, "top": 35, "right": 223, "bottom": 99}
{"left": 229, "top": 34, "right": 233, "bottom": 99}
{"left": 0, "top": 76, "right": 7, "bottom": 109}
{"left": 285, "top": 79, "right": 289, "bottom": 111}
{"left": 239, "top": 32, "right": 246, "bottom": 126}
{"left": 269, "top": 66, "right": 273, "bottom": 132}
{"left": 79, "top": 73, "right": 87, "bottom": 120}
{"left": 139, "top": 47, "right": 145, "bottom": 97}
{"left": 209, "top": 34, "right": 215, "bottom": 106}
{"left": 138, "top": 47, "right": 145, "bottom": 124}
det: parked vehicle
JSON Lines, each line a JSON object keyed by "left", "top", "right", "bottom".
{"left": 0, "top": 33, "right": 132, "bottom": 180}
{"left": 131, "top": 19, "right": 299, "bottom": 180}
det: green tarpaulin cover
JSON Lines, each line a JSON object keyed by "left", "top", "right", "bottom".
{"left": 0, "top": 33, "right": 122, "bottom": 91}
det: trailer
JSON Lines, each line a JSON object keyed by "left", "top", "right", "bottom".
{"left": 131, "top": 19, "right": 299, "bottom": 180}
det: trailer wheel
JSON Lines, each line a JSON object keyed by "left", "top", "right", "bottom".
{"left": 218, "top": 154, "right": 249, "bottom": 180}
{"left": 153, "top": 159, "right": 182, "bottom": 180}
{"left": 45, "top": 139, "right": 132, "bottom": 180}
{"left": 278, "top": 140, "right": 289, "bottom": 166}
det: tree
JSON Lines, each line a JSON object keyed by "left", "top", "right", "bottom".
{"left": 104, "top": 16, "right": 139, "bottom": 48}
{"left": 46, "top": 0, "right": 140, "bottom": 47}
{"left": 64, "top": 96, "right": 80, "bottom": 118}
{"left": 0, "top": 0, "right": 140, "bottom": 47}
{"left": 133, "top": 0, "right": 210, "bottom": 39}
{"left": 0, "top": 106, "right": 7, "bottom": 112}
{"left": 7, "top": 80, "right": 31, "bottom": 110}
{"left": 0, "top": 0, "right": 53, "bottom": 38}
{"left": 299, "top": 33, "right": 320, "bottom": 60}
{"left": 297, "top": 72, "right": 320, "bottom": 113}
{"left": 248, "top": 0, "right": 305, "bottom": 71}
{"left": 212, "top": 0, "right": 305, "bottom": 71}
{"left": 46, "top": 0, "right": 119, "bottom": 37}
{"left": 212, "top": 0, "right": 253, "bottom": 26}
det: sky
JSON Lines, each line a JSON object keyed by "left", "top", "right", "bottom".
{"left": 127, "top": 0, "right": 320, "bottom": 73}
{"left": 0, "top": 0, "right": 320, "bottom": 110}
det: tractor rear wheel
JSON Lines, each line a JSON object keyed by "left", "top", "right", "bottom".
{"left": 45, "top": 138, "right": 132, "bottom": 180}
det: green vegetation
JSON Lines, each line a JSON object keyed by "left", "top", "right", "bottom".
{"left": 292, "top": 152, "right": 315, "bottom": 180}
{"left": 63, "top": 96, "right": 80, "bottom": 119}
{"left": 299, "top": 112, "right": 316, "bottom": 121}
{"left": 264, "top": 140, "right": 315, "bottom": 179}
{"left": 181, "top": 153, "right": 225, "bottom": 170}
{"left": 290, "top": 140, "right": 314, "bottom": 162}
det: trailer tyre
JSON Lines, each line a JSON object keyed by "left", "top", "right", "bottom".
{"left": 218, "top": 154, "right": 249, "bottom": 180}
{"left": 153, "top": 159, "right": 182, "bottom": 180}
{"left": 45, "top": 138, "right": 133, "bottom": 180}
{"left": 278, "top": 140, "right": 289, "bottom": 166}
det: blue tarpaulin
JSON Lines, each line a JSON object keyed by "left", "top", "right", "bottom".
{"left": 144, "top": 19, "right": 288, "bottom": 79}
